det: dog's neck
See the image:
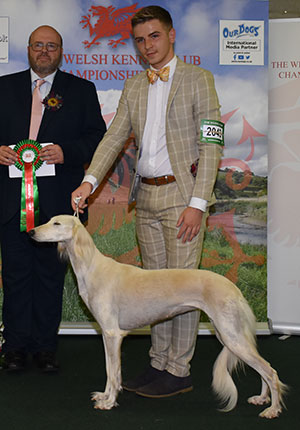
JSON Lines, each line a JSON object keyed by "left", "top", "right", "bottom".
{"left": 59, "top": 223, "right": 119, "bottom": 306}
{"left": 67, "top": 227, "right": 96, "bottom": 273}
{"left": 61, "top": 224, "right": 110, "bottom": 301}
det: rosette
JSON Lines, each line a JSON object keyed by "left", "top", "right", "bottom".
{"left": 43, "top": 91, "right": 63, "bottom": 111}
{"left": 14, "top": 139, "right": 43, "bottom": 232}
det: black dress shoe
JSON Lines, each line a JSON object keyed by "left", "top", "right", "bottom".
{"left": 123, "top": 366, "right": 166, "bottom": 392}
{"left": 2, "top": 351, "right": 26, "bottom": 372}
{"left": 136, "top": 371, "right": 193, "bottom": 398}
{"left": 34, "top": 351, "right": 59, "bottom": 373}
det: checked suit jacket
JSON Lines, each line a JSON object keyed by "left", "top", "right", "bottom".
{"left": 87, "top": 57, "right": 223, "bottom": 207}
{"left": 0, "top": 68, "right": 106, "bottom": 225}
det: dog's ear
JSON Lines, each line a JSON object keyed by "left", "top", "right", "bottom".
{"left": 57, "top": 242, "right": 68, "bottom": 260}
{"left": 73, "top": 223, "right": 94, "bottom": 260}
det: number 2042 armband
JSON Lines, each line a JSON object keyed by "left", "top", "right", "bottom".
{"left": 200, "top": 119, "right": 225, "bottom": 146}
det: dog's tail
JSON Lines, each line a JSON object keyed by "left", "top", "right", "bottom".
{"left": 212, "top": 346, "right": 240, "bottom": 412}
{"left": 212, "top": 295, "right": 257, "bottom": 412}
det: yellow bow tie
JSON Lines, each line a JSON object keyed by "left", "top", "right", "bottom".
{"left": 147, "top": 66, "right": 170, "bottom": 84}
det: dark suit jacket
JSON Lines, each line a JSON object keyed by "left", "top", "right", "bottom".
{"left": 0, "top": 69, "right": 106, "bottom": 224}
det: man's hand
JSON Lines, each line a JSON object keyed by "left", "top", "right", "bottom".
{"left": 0, "top": 146, "right": 18, "bottom": 166}
{"left": 71, "top": 182, "right": 93, "bottom": 213}
{"left": 176, "top": 207, "right": 204, "bottom": 243}
{"left": 40, "top": 144, "right": 64, "bottom": 164}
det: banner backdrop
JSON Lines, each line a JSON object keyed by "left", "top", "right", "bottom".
{"left": 268, "top": 19, "right": 300, "bottom": 335}
{"left": 0, "top": 0, "right": 268, "bottom": 327}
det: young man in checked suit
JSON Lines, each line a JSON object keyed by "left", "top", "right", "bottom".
{"left": 72, "top": 5, "right": 223, "bottom": 397}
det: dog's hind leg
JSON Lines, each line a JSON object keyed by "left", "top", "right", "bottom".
{"left": 248, "top": 377, "right": 270, "bottom": 406}
{"left": 220, "top": 334, "right": 287, "bottom": 419}
{"left": 244, "top": 354, "right": 287, "bottom": 419}
{"left": 92, "top": 330, "right": 126, "bottom": 410}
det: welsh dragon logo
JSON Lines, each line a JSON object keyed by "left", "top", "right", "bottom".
{"left": 80, "top": 3, "right": 140, "bottom": 49}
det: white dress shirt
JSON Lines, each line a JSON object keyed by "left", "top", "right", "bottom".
{"left": 137, "top": 56, "right": 177, "bottom": 178}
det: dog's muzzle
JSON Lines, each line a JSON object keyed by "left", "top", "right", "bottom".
{"left": 28, "top": 229, "right": 35, "bottom": 238}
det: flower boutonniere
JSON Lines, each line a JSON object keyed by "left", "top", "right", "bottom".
{"left": 190, "top": 158, "right": 199, "bottom": 178}
{"left": 43, "top": 91, "right": 63, "bottom": 111}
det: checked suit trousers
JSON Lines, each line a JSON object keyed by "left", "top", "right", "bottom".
{"left": 135, "top": 180, "right": 208, "bottom": 377}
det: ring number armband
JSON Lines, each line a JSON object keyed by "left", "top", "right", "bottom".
{"left": 200, "top": 119, "right": 225, "bottom": 146}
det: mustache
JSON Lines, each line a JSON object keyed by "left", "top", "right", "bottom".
{"left": 37, "top": 53, "right": 51, "bottom": 60}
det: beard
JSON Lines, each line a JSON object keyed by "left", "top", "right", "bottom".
{"left": 28, "top": 51, "right": 62, "bottom": 76}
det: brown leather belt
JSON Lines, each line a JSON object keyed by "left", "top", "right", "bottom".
{"left": 141, "top": 175, "right": 176, "bottom": 186}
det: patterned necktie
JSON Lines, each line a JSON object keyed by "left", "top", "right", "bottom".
{"left": 147, "top": 66, "right": 170, "bottom": 85}
{"left": 29, "top": 79, "right": 45, "bottom": 140}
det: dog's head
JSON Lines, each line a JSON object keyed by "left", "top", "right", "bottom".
{"left": 29, "top": 215, "right": 82, "bottom": 243}
{"left": 29, "top": 215, "right": 94, "bottom": 261}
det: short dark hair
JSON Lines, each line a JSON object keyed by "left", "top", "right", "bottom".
{"left": 131, "top": 5, "right": 173, "bottom": 30}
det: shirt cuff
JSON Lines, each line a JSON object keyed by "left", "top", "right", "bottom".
{"left": 189, "top": 197, "right": 207, "bottom": 212}
{"left": 83, "top": 174, "right": 98, "bottom": 194}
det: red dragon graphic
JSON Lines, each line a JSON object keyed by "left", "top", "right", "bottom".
{"left": 80, "top": 3, "right": 140, "bottom": 49}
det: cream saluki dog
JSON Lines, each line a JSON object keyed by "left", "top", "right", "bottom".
{"left": 29, "top": 215, "right": 287, "bottom": 419}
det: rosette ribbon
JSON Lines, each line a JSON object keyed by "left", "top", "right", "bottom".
{"left": 14, "top": 140, "right": 43, "bottom": 232}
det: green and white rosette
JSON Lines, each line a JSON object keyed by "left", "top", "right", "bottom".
{"left": 14, "top": 139, "right": 43, "bottom": 232}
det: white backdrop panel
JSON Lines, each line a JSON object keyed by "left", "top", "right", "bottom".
{"left": 268, "top": 19, "right": 300, "bottom": 335}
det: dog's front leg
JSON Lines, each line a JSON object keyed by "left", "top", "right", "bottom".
{"left": 92, "top": 330, "right": 124, "bottom": 410}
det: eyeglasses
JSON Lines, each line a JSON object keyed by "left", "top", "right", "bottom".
{"left": 29, "top": 42, "right": 61, "bottom": 52}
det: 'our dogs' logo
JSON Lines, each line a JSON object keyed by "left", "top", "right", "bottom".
{"left": 223, "top": 23, "right": 260, "bottom": 39}
{"left": 80, "top": 3, "right": 140, "bottom": 49}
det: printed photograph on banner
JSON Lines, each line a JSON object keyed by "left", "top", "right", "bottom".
{"left": 219, "top": 20, "right": 264, "bottom": 66}
{"left": 0, "top": 17, "right": 9, "bottom": 63}
{"left": 0, "top": 0, "right": 269, "bottom": 324}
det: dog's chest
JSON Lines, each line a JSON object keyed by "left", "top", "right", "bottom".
{"left": 77, "top": 279, "right": 90, "bottom": 306}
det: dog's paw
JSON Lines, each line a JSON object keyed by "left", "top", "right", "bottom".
{"left": 94, "top": 398, "right": 118, "bottom": 410}
{"left": 91, "top": 391, "right": 118, "bottom": 410}
{"left": 248, "top": 394, "right": 270, "bottom": 406}
{"left": 94, "top": 402, "right": 113, "bottom": 410}
{"left": 259, "top": 406, "right": 282, "bottom": 419}
{"left": 91, "top": 391, "right": 107, "bottom": 402}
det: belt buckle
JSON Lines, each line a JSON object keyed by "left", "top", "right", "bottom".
{"left": 154, "top": 177, "right": 160, "bottom": 186}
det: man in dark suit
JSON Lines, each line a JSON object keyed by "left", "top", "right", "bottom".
{"left": 0, "top": 25, "right": 106, "bottom": 372}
